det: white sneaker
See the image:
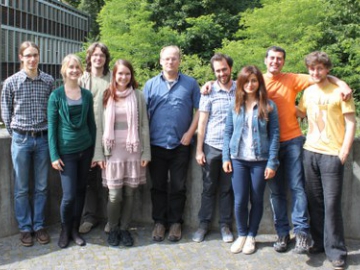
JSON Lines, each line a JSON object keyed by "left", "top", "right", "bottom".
{"left": 230, "top": 236, "right": 246, "bottom": 254}
{"left": 242, "top": 236, "right": 256, "bottom": 254}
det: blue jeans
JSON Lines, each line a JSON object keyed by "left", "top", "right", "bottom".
{"left": 59, "top": 147, "right": 93, "bottom": 225}
{"left": 267, "top": 136, "right": 309, "bottom": 236}
{"left": 198, "top": 144, "right": 233, "bottom": 227}
{"left": 232, "top": 159, "right": 267, "bottom": 237}
{"left": 303, "top": 150, "right": 347, "bottom": 261}
{"left": 11, "top": 131, "right": 50, "bottom": 232}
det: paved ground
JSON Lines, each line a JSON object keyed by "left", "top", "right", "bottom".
{"left": 0, "top": 223, "right": 359, "bottom": 270}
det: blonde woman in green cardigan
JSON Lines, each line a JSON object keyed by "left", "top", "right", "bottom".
{"left": 93, "top": 59, "right": 151, "bottom": 247}
{"left": 48, "top": 54, "right": 96, "bottom": 248}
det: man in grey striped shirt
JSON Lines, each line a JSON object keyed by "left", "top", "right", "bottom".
{"left": 1, "top": 41, "right": 54, "bottom": 247}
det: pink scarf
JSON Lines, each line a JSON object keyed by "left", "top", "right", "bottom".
{"left": 103, "top": 87, "right": 139, "bottom": 154}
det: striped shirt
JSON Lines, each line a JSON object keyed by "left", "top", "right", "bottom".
{"left": 199, "top": 81, "right": 236, "bottom": 150}
{"left": 1, "top": 69, "right": 54, "bottom": 135}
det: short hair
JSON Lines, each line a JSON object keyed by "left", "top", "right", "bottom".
{"left": 305, "top": 51, "right": 332, "bottom": 69}
{"left": 210, "top": 53, "right": 233, "bottom": 71}
{"left": 160, "top": 45, "right": 181, "bottom": 59}
{"left": 60, "top": 54, "right": 83, "bottom": 80}
{"left": 266, "top": 46, "right": 286, "bottom": 60}
{"left": 85, "top": 42, "right": 110, "bottom": 75}
{"left": 18, "top": 41, "right": 40, "bottom": 69}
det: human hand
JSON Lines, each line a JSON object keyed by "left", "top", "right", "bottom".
{"left": 196, "top": 151, "right": 206, "bottom": 166}
{"left": 200, "top": 81, "right": 214, "bottom": 95}
{"left": 264, "top": 168, "right": 276, "bottom": 179}
{"left": 97, "top": 161, "right": 106, "bottom": 169}
{"left": 222, "top": 161, "right": 232, "bottom": 173}
{"left": 52, "top": 159, "right": 64, "bottom": 171}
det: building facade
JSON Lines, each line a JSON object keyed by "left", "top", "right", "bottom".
{"left": 0, "top": 0, "right": 89, "bottom": 86}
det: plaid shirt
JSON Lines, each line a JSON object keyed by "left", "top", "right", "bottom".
{"left": 199, "top": 81, "right": 236, "bottom": 150}
{"left": 1, "top": 69, "right": 54, "bottom": 135}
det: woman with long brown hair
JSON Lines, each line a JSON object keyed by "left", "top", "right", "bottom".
{"left": 93, "top": 59, "right": 150, "bottom": 247}
{"left": 222, "top": 65, "right": 280, "bottom": 255}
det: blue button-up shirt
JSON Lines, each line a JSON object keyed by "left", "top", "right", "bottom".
{"left": 199, "top": 81, "right": 236, "bottom": 150}
{"left": 143, "top": 72, "right": 200, "bottom": 149}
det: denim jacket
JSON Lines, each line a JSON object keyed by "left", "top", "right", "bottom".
{"left": 222, "top": 100, "right": 280, "bottom": 171}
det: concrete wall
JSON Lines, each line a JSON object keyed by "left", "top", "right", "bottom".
{"left": 1, "top": 129, "right": 360, "bottom": 239}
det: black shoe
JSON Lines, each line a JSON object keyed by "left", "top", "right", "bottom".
{"left": 294, "top": 232, "right": 310, "bottom": 254}
{"left": 273, "top": 234, "right": 290, "bottom": 253}
{"left": 331, "top": 259, "right": 345, "bottom": 270}
{"left": 71, "top": 227, "right": 86, "bottom": 246}
{"left": 58, "top": 223, "right": 70, "bottom": 249}
{"left": 120, "top": 230, "right": 134, "bottom": 247}
{"left": 309, "top": 246, "right": 325, "bottom": 254}
{"left": 108, "top": 228, "right": 120, "bottom": 246}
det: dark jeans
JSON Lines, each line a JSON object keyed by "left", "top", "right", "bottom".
{"left": 59, "top": 147, "right": 93, "bottom": 225}
{"left": 267, "top": 136, "right": 309, "bottom": 236}
{"left": 81, "top": 166, "right": 108, "bottom": 225}
{"left": 198, "top": 144, "right": 233, "bottom": 227}
{"left": 303, "top": 150, "right": 347, "bottom": 261}
{"left": 149, "top": 145, "right": 190, "bottom": 225}
{"left": 232, "top": 159, "right": 267, "bottom": 237}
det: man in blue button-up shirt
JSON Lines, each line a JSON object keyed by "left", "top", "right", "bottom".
{"left": 143, "top": 45, "right": 200, "bottom": 242}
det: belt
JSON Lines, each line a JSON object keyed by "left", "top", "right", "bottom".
{"left": 13, "top": 129, "right": 48, "bottom": 137}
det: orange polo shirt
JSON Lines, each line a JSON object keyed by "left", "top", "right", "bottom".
{"left": 264, "top": 73, "right": 311, "bottom": 142}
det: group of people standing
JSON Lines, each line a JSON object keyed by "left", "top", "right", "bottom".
{"left": 1, "top": 40, "right": 355, "bottom": 270}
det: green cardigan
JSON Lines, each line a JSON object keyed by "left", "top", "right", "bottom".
{"left": 93, "top": 89, "right": 151, "bottom": 162}
{"left": 48, "top": 85, "right": 96, "bottom": 162}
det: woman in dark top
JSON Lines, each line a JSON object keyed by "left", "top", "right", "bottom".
{"left": 48, "top": 54, "right": 96, "bottom": 248}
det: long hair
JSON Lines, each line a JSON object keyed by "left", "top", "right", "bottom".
{"left": 103, "top": 59, "right": 138, "bottom": 107}
{"left": 85, "top": 42, "right": 110, "bottom": 76}
{"left": 235, "top": 65, "right": 271, "bottom": 120}
{"left": 18, "top": 41, "right": 39, "bottom": 69}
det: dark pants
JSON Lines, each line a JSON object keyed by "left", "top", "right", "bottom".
{"left": 198, "top": 144, "right": 233, "bottom": 227}
{"left": 149, "top": 145, "right": 190, "bottom": 225}
{"left": 303, "top": 150, "right": 347, "bottom": 261}
{"left": 59, "top": 147, "right": 93, "bottom": 225}
{"left": 81, "top": 166, "right": 108, "bottom": 225}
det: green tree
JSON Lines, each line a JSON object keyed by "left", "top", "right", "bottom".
{"left": 220, "top": 0, "right": 325, "bottom": 75}
{"left": 319, "top": 0, "right": 360, "bottom": 101}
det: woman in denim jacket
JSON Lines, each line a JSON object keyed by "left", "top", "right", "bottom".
{"left": 223, "top": 65, "right": 280, "bottom": 255}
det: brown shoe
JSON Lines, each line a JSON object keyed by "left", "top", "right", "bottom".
{"left": 168, "top": 223, "right": 182, "bottom": 242}
{"left": 152, "top": 223, "right": 165, "bottom": 242}
{"left": 20, "top": 232, "right": 34, "bottom": 247}
{"left": 35, "top": 228, "right": 50, "bottom": 244}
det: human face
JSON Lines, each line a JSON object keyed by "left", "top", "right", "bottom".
{"left": 213, "top": 59, "right": 232, "bottom": 87}
{"left": 115, "top": 65, "right": 131, "bottom": 91}
{"left": 160, "top": 48, "right": 180, "bottom": 75}
{"left": 65, "top": 59, "right": 82, "bottom": 81}
{"left": 308, "top": 63, "right": 329, "bottom": 84}
{"left": 264, "top": 50, "right": 285, "bottom": 75}
{"left": 243, "top": 74, "right": 259, "bottom": 96}
{"left": 91, "top": 47, "right": 106, "bottom": 70}
{"left": 19, "top": 47, "right": 39, "bottom": 72}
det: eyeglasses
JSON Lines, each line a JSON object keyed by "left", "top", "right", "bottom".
{"left": 22, "top": 53, "right": 39, "bottom": 59}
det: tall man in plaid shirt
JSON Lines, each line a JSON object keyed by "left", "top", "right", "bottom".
{"left": 192, "top": 53, "right": 235, "bottom": 243}
{"left": 1, "top": 41, "right": 54, "bottom": 247}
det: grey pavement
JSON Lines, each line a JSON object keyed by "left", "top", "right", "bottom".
{"left": 0, "top": 223, "right": 359, "bottom": 270}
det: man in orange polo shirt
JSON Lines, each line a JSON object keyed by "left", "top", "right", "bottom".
{"left": 264, "top": 46, "right": 352, "bottom": 254}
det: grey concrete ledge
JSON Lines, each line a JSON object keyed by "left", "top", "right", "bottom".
{"left": 1, "top": 131, "right": 360, "bottom": 240}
